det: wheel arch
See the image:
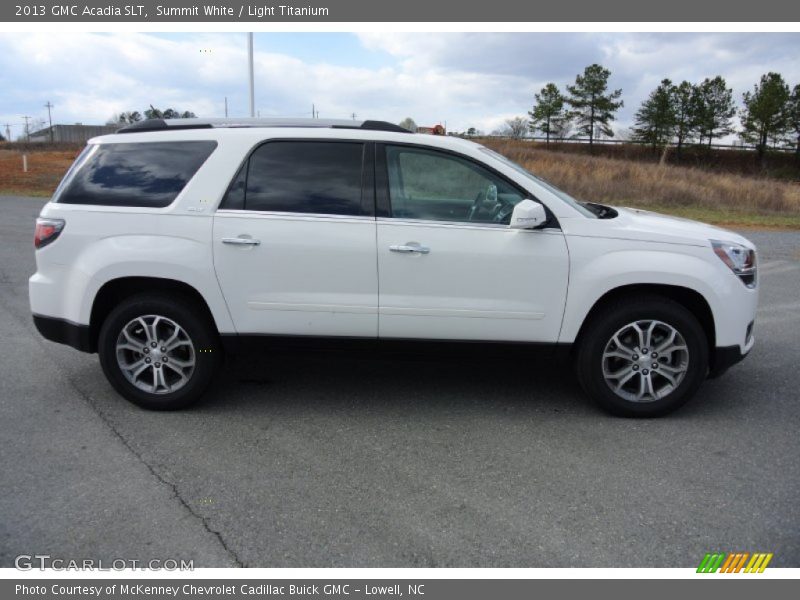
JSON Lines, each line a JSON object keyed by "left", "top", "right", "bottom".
{"left": 89, "top": 277, "right": 218, "bottom": 353}
{"left": 572, "top": 283, "right": 716, "bottom": 364}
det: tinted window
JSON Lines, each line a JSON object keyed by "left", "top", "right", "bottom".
{"left": 57, "top": 141, "right": 216, "bottom": 208}
{"left": 385, "top": 145, "right": 524, "bottom": 224}
{"left": 220, "top": 162, "right": 247, "bottom": 210}
{"left": 243, "top": 141, "right": 365, "bottom": 215}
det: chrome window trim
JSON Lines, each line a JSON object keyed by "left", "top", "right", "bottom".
{"left": 376, "top": 216, "right": 561, "bottom": 232}
{"left": 215, "top": 209, "right": 375, "bottom": 223}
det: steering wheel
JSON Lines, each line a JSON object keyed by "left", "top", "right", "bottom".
{"left": 492, "top": 202, "right": 515, "bottom": 224}
{"left": 467, "top": 184, "right": 516, "bottom": 223}
{"left": 467, "top": 184, "right": 499, "bottom": 222}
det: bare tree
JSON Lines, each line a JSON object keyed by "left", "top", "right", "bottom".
{"left": 501, "top": 116, "right": 528, "bottom": 139}
{"left": 398, "top": 117, "right": 417, "bottom": 132}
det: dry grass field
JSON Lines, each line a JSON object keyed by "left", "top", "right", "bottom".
{"left": 0, "top": 147, "right": 81, "bottom": 197}
{"left": 1, "top": 141, "right": 799, "bottom": 228}
{"left": 481, "top": 139, "right": 800, "bottom": 229}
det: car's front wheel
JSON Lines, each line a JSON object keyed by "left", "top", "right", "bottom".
{"left": 576, "top": 295, "right": 709, "bottom": 417}
{"left": 98, "top": 293, "right": 220, "bottom": 410}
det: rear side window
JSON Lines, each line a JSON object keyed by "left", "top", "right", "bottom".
{"left": 221, "top": 141, "right": 367, "bottom": 216}
{"left": 57, "top": 141, "right": 217, "bottom": 208}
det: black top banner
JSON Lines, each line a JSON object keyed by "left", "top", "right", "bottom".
{"left": 4, "top": 0, "right": 800, "bottom": 22}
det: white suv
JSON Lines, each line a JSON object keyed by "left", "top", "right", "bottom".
{"left": 29, "top": 118, "right": 758, "bottom": 416}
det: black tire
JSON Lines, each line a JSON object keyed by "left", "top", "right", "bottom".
{"left": 98, "top": 293, "right": 220, "bottom": 410}
{"left": 575, "top": 295, "right": 709, "bottom": 417}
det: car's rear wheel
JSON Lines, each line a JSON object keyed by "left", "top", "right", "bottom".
{"left": 98, "top": 293, "right": 220, "bottom": 410}
{"left": 576, "top": 295, "right": 708, "bottom": 417}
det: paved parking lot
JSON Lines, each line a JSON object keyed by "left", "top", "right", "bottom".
{"left": 1, "top": 195, "right": 798, "bottom": 568}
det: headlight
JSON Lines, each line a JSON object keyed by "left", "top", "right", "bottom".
{"left": 710, "top": 239, "right": 756, "bottom": 288}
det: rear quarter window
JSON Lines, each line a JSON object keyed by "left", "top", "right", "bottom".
{"left": 56, "top": 141, "right": 217, "bottom": 208}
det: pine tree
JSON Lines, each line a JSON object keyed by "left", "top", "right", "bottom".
{"left": 528, "top": 83, "right": 566, "bottom": 146}
{"left": 741, "top": 72, "right": 791, "bottom": 161}
{"left": 632, "top": 79, "right": 677, "bottom": 150}
{"left": 673, "top": 81, "right": 699, "bottom": 156}
{"left": 565, "top": 64, "right": 623, "bottom": 152}
{"left": 694, "top": 76, "right": 736, "bottom": 147}
{"left": 787, "top": 84, "right": 800, "bottom": 159}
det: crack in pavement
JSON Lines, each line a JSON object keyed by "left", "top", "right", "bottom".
{"left": 0, "top": 291, "right": 245, "bottom": 568}
{"left": 61, "top": 381, "right": 247, "bottom": 568}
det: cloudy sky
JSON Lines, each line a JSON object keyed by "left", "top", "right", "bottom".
{"left": 1, "top": 32, "right": 799, "bottom": 138}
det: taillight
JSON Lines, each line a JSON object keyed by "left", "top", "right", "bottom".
{"left": 34, "top": 218, "right": 65, "bottom": 249}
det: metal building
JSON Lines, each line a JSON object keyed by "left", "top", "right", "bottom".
{"left": 29, "top": 124, "right": 118, "bottom": 143}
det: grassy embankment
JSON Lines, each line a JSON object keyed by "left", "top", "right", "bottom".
{"left": 1, "top": 141, "right": 799, "bottom": 229}
{"left": 481, "top": 139, "right": 800, "bottom": 229}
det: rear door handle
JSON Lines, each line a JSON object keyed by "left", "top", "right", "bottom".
{"left": 390, "top": 243, "right": 430, "bottom": 254}
{"left": 222, "top": 236, "right": 261, "bottom": 246}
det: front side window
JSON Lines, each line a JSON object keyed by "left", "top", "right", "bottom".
{"left": 57, "top": 141, "right": 217, "bottom": 208}
{"left": 229, "top": 141, "right": 367, "bottom": 216}
{"left": 385, "top": 145, "right": 525, "bottom": 224}
{"left": 479, "top": 146, "right": 597, "bottom": 218}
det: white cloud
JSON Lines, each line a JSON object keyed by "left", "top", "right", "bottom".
{"left": 0, "top": 32, "right": 798, "bottom": 138}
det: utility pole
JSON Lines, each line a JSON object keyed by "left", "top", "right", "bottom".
{"left": 224, "top": 96, "right": 228, "bottom": 117}
{"left": 3, "top": 123, "right": 10, "bottom": 142}
{"left": 44, "top": 101, "right": 54, "bottom": 142}
{"left": 312, "top": 103, "right": 316, "bottom": 119}
{"left": 351, "top": 112, "right": 357, "bottom": 120}
{"left": 22, "top": 116, "right": 31, "bottom": 142}
{"left": 247, "top": 33, "right": 255, "bottom": 118}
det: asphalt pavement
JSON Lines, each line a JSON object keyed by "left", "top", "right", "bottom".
{"left": 1, "top": 195, "right": 798, "bottom": 568}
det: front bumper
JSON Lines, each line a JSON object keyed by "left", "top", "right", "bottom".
{"left": 709, "top": 330, "right": 754, "bottom": 378}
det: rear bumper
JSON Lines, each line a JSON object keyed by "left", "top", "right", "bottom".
{"left": 32, "top": 314, "right": 94, "bottom": 353}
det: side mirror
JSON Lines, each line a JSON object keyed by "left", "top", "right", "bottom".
{"left": 509, "top": 199, "right": 547, "bottom": 229}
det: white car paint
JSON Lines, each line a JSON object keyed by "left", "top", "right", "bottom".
{"left": 29, "top": 124, "right": 758, "bottom": 362}
{"left": 376, "top": 219, "right": 568, "bottom": 341}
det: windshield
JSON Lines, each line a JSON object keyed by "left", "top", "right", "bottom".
{"left": 479, "top": 147, "right": 597, "bottom": 218}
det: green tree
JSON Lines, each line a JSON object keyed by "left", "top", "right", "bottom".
{"left": 632, "top": 79, "right": 677, "bottom": 150}
{"left": 466, "top": 127, "right": 477, "bottom": 136}
{"left": 565, "top": 64, "right": 623, "bottom": 152}
{"left": 144, "top": 106, "right": 196, "bottom": 120}
{"left": 741, "top": 72, "right": 791, "bottom": 161}
{"left": 673, "top": 81, "right": 699, "bottom": 156}
{"left": 694, "top": 76, "right": 736, "bottom": 147}
{"left": 528, "top": 83, "right": 566, "bottom": 146}
{"left": 145, "top": 105, "right": 163, "bottom": 119}
{"left": 786, "top": 84, "right": 800, "bottom": 159}
{"left": 115, "top": 111, "right": 142, "bottom": 124}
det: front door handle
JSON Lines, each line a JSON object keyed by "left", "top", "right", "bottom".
{"left": 390, "top": 243, "right": 430, "bottom": 254}
{"left": 222, "top": 236, "right": 261, "bottom": 246}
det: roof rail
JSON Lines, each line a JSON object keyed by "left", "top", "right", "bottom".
{"left": 117, "top": 118, "right": 411, "bottom": 134}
